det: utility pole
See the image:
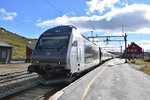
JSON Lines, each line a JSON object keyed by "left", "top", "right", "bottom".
{"left": 143, "top": 49, "right": 144, "bottom": 60}
{"left": 124, "top": 33, "right": 127, "bottom": 63}
{"left": 120, "top": 46, "right": 122, "bottom": 59}
{"left": 91, "top": 31, "right": 94, "bottom": 42}
{"left": 121, "top": 25, "right": 124, "bottom": 36}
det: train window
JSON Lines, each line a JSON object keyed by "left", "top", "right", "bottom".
{"left": 36, "top": 36, "right": 69, "bottom": 49}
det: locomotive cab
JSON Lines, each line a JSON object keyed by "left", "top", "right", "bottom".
{"left": 28, "top": 26, "right": 74, "bottom": 78}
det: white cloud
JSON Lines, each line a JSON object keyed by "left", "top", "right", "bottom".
{"left": 0, "top": 8, "right": 17, "bottom": 21}
{"left": 136, "top": 40, "right": 150, "bottom": 51}
{"left": 139, "top": 44, "right": 150, "bottom": 52}
{"left": 36, "top": 15, "right": 69, "bottom": 27}
{"left": 137, "top": 40, "right": 150, "bottom": 44}
{"left": 36, "top": 4, "right": 150, "bottom": 34}
{"left": 86, "top": 0, "right": 120, "bottom": 14}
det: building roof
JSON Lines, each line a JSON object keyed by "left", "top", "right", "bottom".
{"left": 0, "top": 41, "right": 12, "bottom": 47}
{"left": 26, "top": 45, "right": 34, "bottom": 50}
{"left": 127, "top": 42, "right": 142, "bottom": 49}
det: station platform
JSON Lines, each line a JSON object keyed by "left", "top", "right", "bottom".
{"left": 49, "top": 58, "right": 150, "bottom": 100}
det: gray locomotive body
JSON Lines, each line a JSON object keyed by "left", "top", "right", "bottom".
{"left": 28, "top": 25, "right": 100, "bottom": 79}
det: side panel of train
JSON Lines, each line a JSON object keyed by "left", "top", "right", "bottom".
{"left": 68, "top": 29, "right": 100, "bottom": 74}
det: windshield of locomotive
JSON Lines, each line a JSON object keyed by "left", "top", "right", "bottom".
{"left": 36, "top": 35, "right": 69, "bottom": 49}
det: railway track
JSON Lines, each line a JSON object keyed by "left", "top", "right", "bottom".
{"left": 0, "top": 70, "right": 68, "bottom": 100}
{"left": 2, "top": 84, "right": 67, "bottom": 100}
{"left": 0, "top": 70, "right": 39, "bottom": 99}
{"left": 0, "top": 70, "right": 27, "bottom": 77}
{"left": 0, "top": 71, "right": 38, "bottom": 84}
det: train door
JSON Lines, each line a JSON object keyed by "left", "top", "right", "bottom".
{"left": 71, "top": 40, "right": 80, "bottom": 73}
{"left": 77, "top": 47, "right": 81, "bottom": 66}
{"left": 74, "top": 40, "right": 81, "bottom": 71}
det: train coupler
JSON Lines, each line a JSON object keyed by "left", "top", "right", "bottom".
{"left": 27, "top": 65, "right": 37, "bottom": 73}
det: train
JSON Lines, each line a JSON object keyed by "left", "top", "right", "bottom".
{"left": 28, "top": 25, "right": 114, "bottom": 84}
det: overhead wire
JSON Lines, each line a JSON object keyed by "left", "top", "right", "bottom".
{"left": 62, "top": 0, "right": 91, "bottom": 29}
{"left": 43, "top": 0, "right": 77, "bottom": 26}
{"left": 44, "top": 0, "right": 64, "bottom": 15}
{"left": 62, "top": 0, "right": 104, "bottom": 43}
{"left": 43, "top": 0, "right": 96, "bottom": 33}
{"left": 62, "top": 0, "right": 96, "bottom": 31}
{"left": 0, "top": 0, "right": 42, "bottom": 38}
{"left": 1, "top": 17, "right": 40, "bottom": 38}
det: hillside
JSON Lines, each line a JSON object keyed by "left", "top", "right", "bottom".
{"left": 0, "top": 28, "right": 37, "bottom": 59}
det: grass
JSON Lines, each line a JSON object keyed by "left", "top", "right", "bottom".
{"left": 0, "top": 29, "right": 36, "bottom": 59}
{"left": 128, "top": 58, "right": 150, "bottom": 75}
{"left": 128, "top": 59, "right": 150, "bottom": 65}
{"left": 139, "top": 65, "right": 150, "bottom": 75}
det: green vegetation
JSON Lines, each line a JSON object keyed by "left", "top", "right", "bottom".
{"left": 128, "top": 58, "right": 150, "bottom": 75}
{"left": 0, "top": 28, "right": 36, "bottom": 59}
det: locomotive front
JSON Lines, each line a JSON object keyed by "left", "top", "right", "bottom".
{"left": 28, "top": 26, "right": 73, "bottom": 79}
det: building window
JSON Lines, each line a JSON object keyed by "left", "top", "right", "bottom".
{"left": 131, "top": 49, "right": 133, "bottom": 52}
{"left": 128, "top": 49, "right": 130, "bottom": 52}
{"left": 132, "top": 45, "right": 135, "bottom": 48}
{"left": 134, "top": 49, "right": 137, "bottom": 52}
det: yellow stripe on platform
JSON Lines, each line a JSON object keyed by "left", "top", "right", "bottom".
{"left": 81, "top": 67, "right": 107, "bottom": 100}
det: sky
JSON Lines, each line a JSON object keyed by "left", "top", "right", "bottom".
{"left": 0, "top": 0, "right": 150, "bottom": 52}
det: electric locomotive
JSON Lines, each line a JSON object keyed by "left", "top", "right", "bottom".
{"left": 28, "top": 25, "right": 100, "bottom": 82}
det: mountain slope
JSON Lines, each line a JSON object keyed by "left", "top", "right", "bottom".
{"left": 0, "top": 28, "right": 36, "bottom": 59}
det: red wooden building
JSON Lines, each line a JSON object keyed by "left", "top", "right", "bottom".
{"left": 124, "top": 42, "right": 144, "bottom": 59}
{"left": 26, "top": 45, "right": 34, "bottom": 62}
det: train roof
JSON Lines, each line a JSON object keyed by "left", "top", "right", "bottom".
{"left": 42, "top": 25, "right": 77, "bottom": 36}
{"left": 81, "top": 34, "right": 97, "bottom": 46}
{"left": 41, "top": 25, "right": 97, "bottom": 46}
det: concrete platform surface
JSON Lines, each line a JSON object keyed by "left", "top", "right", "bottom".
{"left": 49, "top": 58, "right": 150, "bottom": 100}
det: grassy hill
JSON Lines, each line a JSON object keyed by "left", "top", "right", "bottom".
{"left": 0, "top": 28, "right": 37, "bottom": 59}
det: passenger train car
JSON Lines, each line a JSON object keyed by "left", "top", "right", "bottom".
{"left": 28, "top": 25, "right": 113, "bottom": 82}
